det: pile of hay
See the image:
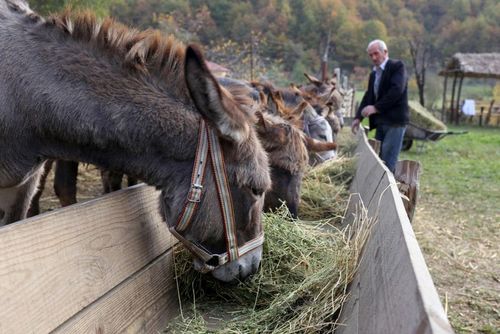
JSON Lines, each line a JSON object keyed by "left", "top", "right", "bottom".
{"left": 165, "top": 154, "right": 374, "bottom": 333}
{"left": 299, "top": 156, "right": 356, "bottom": 222}
{"left": 408, "top": 100, "right": 447, "bottom": 131}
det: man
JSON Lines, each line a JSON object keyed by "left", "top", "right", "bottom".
{"left": 352, "top": 39, "right": 409, "bottom": 173}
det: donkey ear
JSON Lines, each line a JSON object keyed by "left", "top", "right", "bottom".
{"left": 267, "top": 93, "right": 279, "bottom": 115}
{"left": 290, "top": 84, "right": 302, "bottom": 96}
{"left": 255, "top": 111, "right": 268, "bottom": 129}
{"left": 259, "top": 91, "right": 267, "bottom": 105}
{"left": 290, "top": 101, "right": 308, "bottom": 118}
{"left": 304, "top": 136, "right": 337, "bottom": 152}
{"left": 184, "top": 45, "right": 249, "bottom": 143}
{"left": 304, "top": 73, "right": 322, "bottom": 86}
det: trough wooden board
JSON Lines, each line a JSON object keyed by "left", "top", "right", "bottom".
{"left": 337, "top": 131, "right": 454, "bottom": 334}
{"left": 52, "top": 249, "right": 178, "bottom": 334}
{"left": 0, "top": 185, "right": 178, "bottom": 334}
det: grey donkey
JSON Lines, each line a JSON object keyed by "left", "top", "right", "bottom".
{"left": 0, "top": 0, "right": 271, "bottom": 283}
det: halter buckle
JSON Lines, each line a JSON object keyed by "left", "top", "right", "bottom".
{"left": 187, "top": 183, "right": 203, "bottom": 203}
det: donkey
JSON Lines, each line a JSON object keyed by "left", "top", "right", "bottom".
{"left": 0, "top": 1, "right": 271, "bottom": 282}
{"left": 301, "top": 72, "right": 345, "bottom": 129}
{"left": 254, "top": 95, "right": 309, "bottom": 218}
{"left": 252, "top": 81, "right": 339, "bottom": 165}
{"left": 219, "top": 78, "right": 335, "bottom": 217}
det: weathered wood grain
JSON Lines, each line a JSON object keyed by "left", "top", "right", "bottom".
{"left": 0, "top": 184, "right": 177, "bottom": 334}
{"left": 52, "top": 248, "right": 179, "bottom": 334}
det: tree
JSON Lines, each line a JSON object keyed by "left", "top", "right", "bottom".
{"left": 30, "top": 0, "right": 122, "bottom": 17}
{"left": 408, "top": 39, "right": 430, "bottom": 107}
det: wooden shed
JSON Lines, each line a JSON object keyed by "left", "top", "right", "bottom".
{"left": 439, "top": 52, "right": 500, "bottom": 124}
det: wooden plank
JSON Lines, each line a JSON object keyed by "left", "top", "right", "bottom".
{"left": 0, "top": 184, "right": 177, "bottom": 334}
{"left": 337, "top": 131, "right": 453, "bottom": 334}
{"left": 53, "top": 248, "right": 179, "bottom": 334}
{"left": 350, "top": 132, "right": 386, "bottom": 209}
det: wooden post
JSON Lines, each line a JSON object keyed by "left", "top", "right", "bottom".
{"left": 449, "top": 73, "right": 458, "bottom": 123}
{"left": 334, "top": 67, "right": 341, "bottom": 83}
{"left": 351, "top": 84, "right": 356, "bottom": 118}
{"left": 479, "top": 107, "right": 484, "bottom": 126}
{"left": 455, "top": 74, "right": 464, "bottom": 124}
{"left": 368, "top": 138, "right": 381, "bottom": 155}
{"left": 441, "top": 74, "right": 448, "bottom": 122}
{"left": 485, "top": 99, "right": 495, "bottom": 126}
{"left": 394, "top": 160, "right": 422, "bottom": 223}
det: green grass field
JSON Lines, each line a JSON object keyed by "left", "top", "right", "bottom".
{"left": 399, "top": 125, "right": 500, "bottom": 333}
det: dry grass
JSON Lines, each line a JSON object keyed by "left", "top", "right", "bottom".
{"left": 298, "top": 157, "right": 356, "bottom": 222}
{"left": 408, "top": 100, "right": 448, "bottom": 130}
{"left": 166, "top": 204, "right": 374, "bottom": 334}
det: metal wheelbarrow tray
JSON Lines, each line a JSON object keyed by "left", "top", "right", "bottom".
{"left": 402, "top": 122, "right": 467, "bottom": 151}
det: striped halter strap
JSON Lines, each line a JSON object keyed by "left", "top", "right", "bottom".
{"left": 168, "top": 118, "right": 264, "bottom": 273}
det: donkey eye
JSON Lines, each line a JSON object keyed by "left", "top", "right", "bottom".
{"left": 250, "top": 187, "right": 264, "bottom": 197}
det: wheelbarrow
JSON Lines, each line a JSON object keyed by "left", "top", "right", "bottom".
{"left": 401, "top": 122, "right": 467, "bottom": 152}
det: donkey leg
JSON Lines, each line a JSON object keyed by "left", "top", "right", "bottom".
{"left": 127, "top": 175, "right": 138, "bottom": 187}
{"left": 0, "top": 164, "right": 46, "bottom": 225}
{"left": 54, "top": 160, "right": 78, "bottom": 207}
{"left": 27, "top": 159, "right": 54, "bottom": 217}
{"left": 101, "top": 170, "right": 124, "bottom": 193}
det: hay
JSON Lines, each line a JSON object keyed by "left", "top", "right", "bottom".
{"left": 165, "top": 155, "right": 374, "bottom": 334}
{"left": 166, "top": 205, "right": 374, "bottom": 333}
{"left": 298, "top": 157, "right": 357, "bottom": 222}
{"left": 408, "top": 100, "right": 447, "bottom": 131}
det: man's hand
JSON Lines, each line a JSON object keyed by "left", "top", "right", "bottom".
{"left": 361, "top": 105, "right": 377, "bottom": 117}
{"left": 351, "top": 118, "right": 361, "bottom": 134}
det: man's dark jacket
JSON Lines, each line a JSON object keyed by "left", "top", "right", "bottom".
{"left": 356, "top": 58, "right": 409, "bottom": 130}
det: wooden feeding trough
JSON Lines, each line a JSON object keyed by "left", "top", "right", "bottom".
{"left": 0, "top": 131, "right": 453, "bottom": 333}
{"left": 337, "top": 130, "right": 453, "bottom": 333}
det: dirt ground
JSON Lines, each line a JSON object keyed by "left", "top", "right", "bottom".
{"left": 412, "top": 194, "right": 499, "bottom": 333}
{"left": 39, "top": 162, "right": 119, "bottom": 213}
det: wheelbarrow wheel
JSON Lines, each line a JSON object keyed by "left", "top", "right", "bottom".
{"left": 402, "top": 139, "right": 413, "bottom": 151}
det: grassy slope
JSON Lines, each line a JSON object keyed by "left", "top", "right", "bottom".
{"left": 399, "top": 125, "right": 500, "bottom": 333}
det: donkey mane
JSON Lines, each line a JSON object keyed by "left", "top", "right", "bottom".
{"left": 40, "top": 10, "right": 191, "bottom": 98}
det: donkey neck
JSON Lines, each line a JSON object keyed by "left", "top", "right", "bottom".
{"left": 2, "top": 20, "right": 202, "bottom": 188}
{"left": 31, "top": 87, "right": 201, "bottom": 187}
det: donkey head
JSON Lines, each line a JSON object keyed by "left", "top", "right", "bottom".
{"left": 302, "top": 104, "right": 337, "bottom": 165}
{"left": 162, "top": 46, "right": 271, "bottom": 283}
{"left": 254, "top": 94, "right": 309, "bottom": 218}
{"left": 303, "top": 73, "right": 345, "bottom": 129}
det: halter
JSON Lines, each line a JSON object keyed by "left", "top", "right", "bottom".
{"left": 303, "top": 113, "right": 336, "bottom": 164}
{"left": 169, "top": 118, "right": 264, "bottom": 273}
{"left": 302, "top": 112, "right": 326, "bottom": 138}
